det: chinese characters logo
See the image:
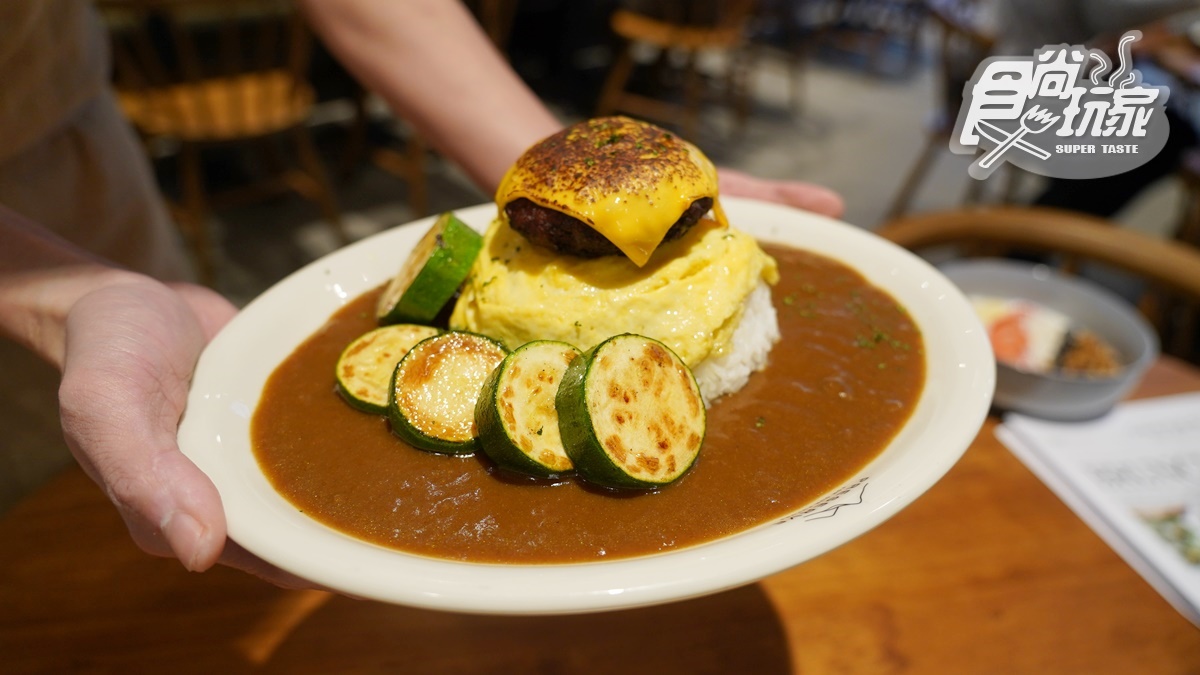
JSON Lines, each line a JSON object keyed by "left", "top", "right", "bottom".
{"left": 951, "top": 30, "right": 1171, "bottom": 180}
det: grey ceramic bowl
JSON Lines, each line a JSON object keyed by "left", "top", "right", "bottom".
{"left": 942, "top": 259, "right": 1159, "bottom": 421}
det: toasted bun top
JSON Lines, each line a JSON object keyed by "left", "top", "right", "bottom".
{"left": 495, "top": 117, "right": 726, "bottom": 267}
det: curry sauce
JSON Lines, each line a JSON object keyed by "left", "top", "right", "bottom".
{"left": 251, "top": 245, "right": 925, "bottom": 563}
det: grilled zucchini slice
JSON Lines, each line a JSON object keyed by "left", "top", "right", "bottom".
{"left": 555, "top": 334, "right": 705, "bottom": 489}
{"left": 476, "top": 340, "right": 581, "bottom": 478}
{"left": 336, "top": 324, "right": 440, "bottom": 414}
{"left": 376, "top": 212, "right": 482, "bottom": 325}
{"left": 388, "top": 331, "right": 508, "bottom": 455}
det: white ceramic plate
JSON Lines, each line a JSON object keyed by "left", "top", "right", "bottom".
{"left": 178, "top": 197, "right": 995, "bottom": 615}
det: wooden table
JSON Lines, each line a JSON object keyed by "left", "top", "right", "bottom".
{"left": 3, "top": 360, "right": 1199, "bottom": 673}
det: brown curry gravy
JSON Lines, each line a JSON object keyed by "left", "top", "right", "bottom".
{"left": 252, "top": 245, "right": 925, "bottom": 563}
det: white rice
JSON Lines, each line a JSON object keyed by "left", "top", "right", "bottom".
{"left": 692, "top": 280, "right": 780, "bottom": 405}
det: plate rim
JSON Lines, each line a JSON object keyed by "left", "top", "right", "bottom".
{"left": 178, "top": 197, "right": 995, "bottom": 614}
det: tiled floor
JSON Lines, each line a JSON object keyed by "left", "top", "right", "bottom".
{"left": 1, "top": 31, "right": 1183, "bottom": 514}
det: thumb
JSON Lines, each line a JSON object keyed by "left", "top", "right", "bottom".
{"left": 58, "top": 281, "right": 226, "bottom": 571}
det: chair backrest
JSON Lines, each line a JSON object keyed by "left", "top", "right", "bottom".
{"left": 624, "top": 0, "right": 759, "bottom": 28}
{"left": 98, "top": 0, "right": 313, "bottom": 140}
{"left": 611, "top": 0, "right": 759, "bottom": 49}
{"left": 877, "top": 206, "right": 1200, "bottom": 301}
{"left": 923, "top": 0, "right": 994, "bottom": 117}
{"left": 879, "top": 206, "right": 1200, "bottom": 360}
{"left": 463, "top": 0, "right": 518, "bottom": 49}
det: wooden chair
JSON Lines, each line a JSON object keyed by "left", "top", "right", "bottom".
{"left": 1174, "top": 148, "right": 1200, "bottom": 248}
{"left": 877, "top": 206, "right": 1200, "bottom": 362}
{"left": 337, "top": 82, "right": 429, "bottom": 219}
{"left": 884, "top": 0, "right": 995, "bottom": 220}
{"left": 743, "top": 0, "right": 840, "bottom": 115}
{"left": 338, "top": 0, "right": 518, "bottom": 220}
{"left": 819, "top": 0, "right": 927, "bottom": 73}
{"left": 100, "top": 0, "right": 347, "bottom": 285}
{"left": 748, "top": 0, "right": 927, "bottom": 114}
{"left": 595, "top": 0, "right": 760, "bottom": 139}
{"left": 464, "top": 0, "right": 520, "bottom": 50}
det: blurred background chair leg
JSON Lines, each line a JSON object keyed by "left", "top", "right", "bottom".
{"left": 371, "top": 136, "right": 429, "bottom": 220}
{"left": 177, "top": 142, "right": 217, "bottom": 287}
{"left": 596, "top": 41, "right": 637, "bottom": 117}
{"left": 885, "top": 134, "right": 941, "bottom": 220}
{"left": 337, "top": 88, "right": 372, "bottom": 181}
{"left": 289, "top": 126, "right": 349, "bottom": 245}
{"left": 682, "top": 50, "right": 703, "bottom": 139}
{"left": 881, "top": 1, "right": 994, "bottom": 219}
{"left": 1177, "top": 149, "right": 1200, "bottom": 247}
{"left": 594, "top": 3, "right": 757, "bottom": 135}
{"left": 1001, "top": 166, "right": 1025, "bottom": 205}
{"left": 962, "top": 149, "right": 989, "bottom": 205}
{"left": 728, "top": 41, "right": 755, "bottom": 134}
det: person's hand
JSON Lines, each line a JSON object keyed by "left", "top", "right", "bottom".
{"left": 56, "top": 276, "right": 309, "bottom": 586}
{"left": 718, "top": 167, "right": 845, "bottom": 218}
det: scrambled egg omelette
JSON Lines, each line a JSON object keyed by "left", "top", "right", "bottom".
{"left": 449, "top": 217, "right": 778, "bottom": 367}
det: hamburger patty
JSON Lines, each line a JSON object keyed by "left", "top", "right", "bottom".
{"left": 504, "top": 196, "right": 713, "bottom": 258}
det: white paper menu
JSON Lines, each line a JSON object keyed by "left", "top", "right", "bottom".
{"left": 996, "top": 392, "right": 1200, "bottom": 627}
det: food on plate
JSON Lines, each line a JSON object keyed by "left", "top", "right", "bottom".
{"left": 251, "top": 117, "right": 929, "bottom": 561}
{"left": 475, "top": 340, "right": 581, "bottom": 478}
{"left": 253, "top": 245, "right": 926, "bottom": 563}
{"left": 1057, "top": 330, "right": 1122, "bottom": 378}
{"left": 556, "top": 334, "right": 705, "bottom": 489}
{"left": 453, "top": 116, "right": 779, "bottom": 404}
{"left": 496, "top": 116, "right": 726, "bottom": 265}
{"left": 376, "top": 212, "right": 482, "bottom": 325}
{"left": 335, "top": 324, "right": 440, "bottom": 414}
{"left": 327, "top": 117, "right": 768, "bottom": 488}
{"left": 970, "top": 295, "right": 1122, "bottom": 377}
{"left": 387, "top": 331, "right": 508, "bottom": 455}
{"left": 971, "top": 296, "right": 1069, "bottom": 373}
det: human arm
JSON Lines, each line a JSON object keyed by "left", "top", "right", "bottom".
{"left": 296, "top": 0, "right": 843, "bottom": 216}
{"left": 296, "top": 0, "right": 559, "bottom": 192}
{"left": 0, "top": 204, "right": 304, "bottom": 584}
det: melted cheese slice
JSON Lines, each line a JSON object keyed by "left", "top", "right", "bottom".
{"left": 495, "top": 117, "right": 728, "bottom": 267}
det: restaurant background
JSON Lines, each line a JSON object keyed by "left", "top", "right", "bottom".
{"left": 2, "top": 2, "right": 1200, "bottom": 667}
{"left": 181, "top": 0, "right": 1192, "bottom": 305}
{"left": 3, "top": 0, "right": 1195, "bottom": 525}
